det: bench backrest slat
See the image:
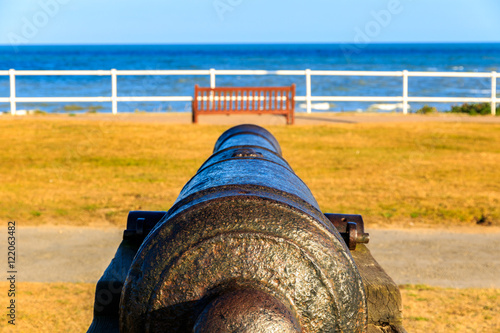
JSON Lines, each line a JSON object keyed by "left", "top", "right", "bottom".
{"left": 192, "top": 84, "right": 295, "bottom": 124}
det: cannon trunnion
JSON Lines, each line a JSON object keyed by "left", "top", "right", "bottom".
{"left": 88, "top": 125, "right": 404, "bottom": 333}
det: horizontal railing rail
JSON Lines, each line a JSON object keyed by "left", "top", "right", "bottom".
{"left": 0, "top": 69, "right": 498, "bottom": 115}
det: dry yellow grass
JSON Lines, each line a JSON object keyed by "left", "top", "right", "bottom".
{"left": 400, "top": 285, "right": 500, "bottom": 332}
{"left": 0, "top": 282, "right": 498, "bottom": 332}
{"left": 1, "top": 116, "right": 498, "bottom": 331}
{"left": 0, "top": 116, "right": 499, "bottom": 228}
{"left": 0, "top": 282, "right": 94, "bottom": 333}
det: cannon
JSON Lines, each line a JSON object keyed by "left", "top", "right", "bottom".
{"left": 88, "top": 124, "right": 405, "bottom": 333}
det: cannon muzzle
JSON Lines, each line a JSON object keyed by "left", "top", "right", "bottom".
{"left": 89, "top": 124, "right": 369, "bottom": 333}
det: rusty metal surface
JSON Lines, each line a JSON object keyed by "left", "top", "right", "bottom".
{"left": 212, "top": 125, "right": 282, "bottom": 155}
{"left": 121, "top": 196, "right": 367, "bottom": 332}
{"left": 123, "top": 211, "right": 167, "bottom": 240}
{"left": 215, "top": 133, "right": 280, "bottom": 152}
{"left": 193, "top": 289, "right": 301, "bottom": 333}
{"left": 115, "top": 124, "right": 367, "bottom": 332}
{"left": 324, "top": 213, "right": 370, "bottom": 250}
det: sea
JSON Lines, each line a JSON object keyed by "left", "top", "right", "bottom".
{"left": 1, "top": 43, "right": 499, "bottom": 113}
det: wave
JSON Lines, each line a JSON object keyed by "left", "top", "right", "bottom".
{"left": 366, "top": 103, "right": 409, "bottom": 112}
{"left": 298, "top": 102, "right": 333, "bottom": 111}
{"left": 468, "top": 89, "right": 492, "bottom": 95}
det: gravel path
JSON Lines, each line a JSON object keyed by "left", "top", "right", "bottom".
{"left": 2, "top": 226, "right": 499, "bottom": 288}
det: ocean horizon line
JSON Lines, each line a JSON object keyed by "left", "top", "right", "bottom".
{"left": 2, "top": 41, "right": 500, "bottom": 47}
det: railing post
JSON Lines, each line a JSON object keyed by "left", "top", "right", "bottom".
{"left": 9, "top": 69, "right": 16, "bottom": 115}
{"left": 111, "top": 69, "right": 118, "bottom": 115}
{"left": 210, "top": 68, "right": 216, "bottom": 89}
{"left": 492, "top": 71, "right": 497, "bottom": 116}
{"left": 402, "top": 70, "right": 408, "bottom": 114}
{"left": 305, "top": 69, "right": 312, "bottom": 114}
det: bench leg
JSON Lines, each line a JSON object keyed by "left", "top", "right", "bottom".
{"left": 192, "top": 111, "right": 198, "bottom": 124}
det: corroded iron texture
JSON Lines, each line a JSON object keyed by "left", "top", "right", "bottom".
{"left": 119, "top": 124, "right": 367, "bottom": 332}
{"left": 193, "top": 289, "right": 301, "bottom": 333}
{"left": 324, "top": 214, "right": 370, "bottom": 250}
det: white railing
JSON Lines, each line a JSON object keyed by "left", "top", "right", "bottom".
{"left": 0, "top": 69, "right": 498, "bottom": 115}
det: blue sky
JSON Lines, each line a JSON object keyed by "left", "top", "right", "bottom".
{"left": 0, "top": 0, "right": 499, "bottom": 45}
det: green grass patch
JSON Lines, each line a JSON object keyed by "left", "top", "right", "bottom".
{"left": 63, "top": 104, "right": 85, "bottom": 111}
{"left": 30, "top": 210, "right": 42, "bottom": 217}
{"left": 450, "top": 102, "right": 500, "bottom": 116}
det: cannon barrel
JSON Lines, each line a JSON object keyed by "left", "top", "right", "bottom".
{"left": 89, "top": 124, "right": 369, "bottom": 333}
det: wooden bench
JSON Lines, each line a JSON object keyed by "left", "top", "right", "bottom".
{"left": 192, "top": 84, "right": 295, "bottom": 124}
